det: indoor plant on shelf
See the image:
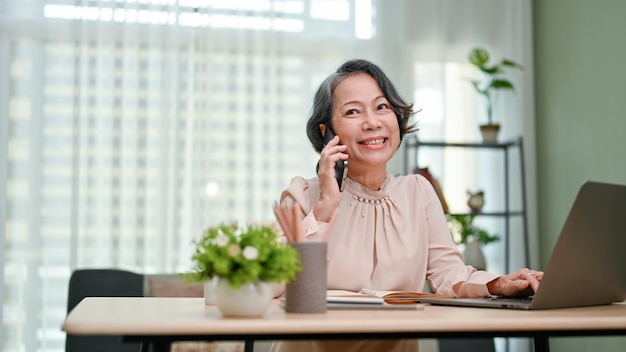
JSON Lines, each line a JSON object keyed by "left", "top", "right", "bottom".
{"left": 468, "top": 47, "right": 523, "bottom": 143}
{"left": 447, "top": 214, "right": 500, "bottom": 270}
{"left": 183, "top": 222, "right": 301, "bottom": 317}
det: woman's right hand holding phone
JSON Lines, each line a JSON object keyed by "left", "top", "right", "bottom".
{"left": 315, "top": 134, "right": 348, "bottom": 222}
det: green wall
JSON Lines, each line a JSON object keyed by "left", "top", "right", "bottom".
{"left": 533, "top": 0, "right": 626, "bottom": 351}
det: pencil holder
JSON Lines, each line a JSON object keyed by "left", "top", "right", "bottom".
{"left": 285, "top": 242, "right": 327, "bottom": 313}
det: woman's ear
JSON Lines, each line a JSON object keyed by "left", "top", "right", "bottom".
{"left": 319, "top": 123, "right": 327, "bottom": 138}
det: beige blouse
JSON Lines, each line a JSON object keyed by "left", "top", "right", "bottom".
{"left": 272, "top": 173, "right": 498, "bottom": 352}
{"left": 280, "top": 173, "right": 497, "bottom": 296}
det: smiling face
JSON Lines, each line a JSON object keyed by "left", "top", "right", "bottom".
{"left": 331, "top": 73, "right": 400, "bottom": 173}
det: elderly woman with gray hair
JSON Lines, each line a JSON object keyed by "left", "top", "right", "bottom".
{"left": 272, "top": 59, "right": 542, "bottom": 352}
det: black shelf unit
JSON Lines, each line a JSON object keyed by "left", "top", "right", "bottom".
{"left": 403, "top": 135, "right": 529, "bottom": 273}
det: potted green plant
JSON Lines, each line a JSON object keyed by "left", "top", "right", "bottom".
{"left": 183, "top": 222, "right": 301, "bottom": 316}
{"left": 447, "top": 214, "right": 499, "bottom": 270}
{"left": 468, "top": 47, "right": 523, "bottom": 143}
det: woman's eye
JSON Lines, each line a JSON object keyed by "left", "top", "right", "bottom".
{"left": 346, "top": 109, "right": 359, "bottom": 115}
{"left": 377, "top": 103, "right": 390, "bottom": 110}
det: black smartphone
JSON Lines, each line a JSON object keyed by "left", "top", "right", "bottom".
{"left": 322, "top": 127, "right": 348, "bottom": 192}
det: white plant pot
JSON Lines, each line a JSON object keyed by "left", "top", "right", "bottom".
{"left": 214, "top": 278, "right": 273, "bottom": 317}
{"left": 203, "top": 277, "right": 218, "bottom": 305}
{"left": 463, "top": 241, "right": 487, "bottom": 271}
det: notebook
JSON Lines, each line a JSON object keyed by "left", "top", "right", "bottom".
{"left": 419, "top": 181, "right": 626, "bottom": 310}
{"left": 278, "top": 294, "right": 424, "bottom": 310}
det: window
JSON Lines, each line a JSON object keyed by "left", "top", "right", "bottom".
{"left": 1, "top": 1, "right": 379, "bottom": 350}
{"left": 0, "top": 1, "right": 534, "bottom": 351}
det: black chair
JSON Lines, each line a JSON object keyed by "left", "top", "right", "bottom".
{"left": 66, "top": 269, "right": 144, "bottom": 352}
{"left": 65, "top": 269, "right": 252, "bottom": 352}
{"left": 438, "top": 338, "right": 496, "bottom": 352}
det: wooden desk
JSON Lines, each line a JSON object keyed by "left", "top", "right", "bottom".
{"left": 63, "top": 297, "right": 626, "bottom": 352}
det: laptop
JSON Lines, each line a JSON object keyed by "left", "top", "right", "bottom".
{"left": 420, "top": 181, "right": 626, "bottom": 310}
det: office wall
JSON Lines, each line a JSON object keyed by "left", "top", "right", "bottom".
{"left": 533, "top": 0, "right": 626, "bottom": 351}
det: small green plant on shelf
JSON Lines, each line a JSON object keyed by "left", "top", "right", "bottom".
{"left": 447, "top": 214, "right": 500, "bottom": 246}
{"left": 468, "top": 47, "right": 523, "bottom": 127}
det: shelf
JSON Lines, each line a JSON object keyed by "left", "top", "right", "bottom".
{"left": 404, "top": 137, "right": 523, "bottom": 149}
{"left": 446, "top": 211, "right": 525, "bottom": 217}
{"left": 403, "top": 135, "right": 529, "bottom": 273}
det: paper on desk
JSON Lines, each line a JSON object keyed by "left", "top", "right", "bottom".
{"left": 325, "top": 290, "right": 425, "bottom": 310}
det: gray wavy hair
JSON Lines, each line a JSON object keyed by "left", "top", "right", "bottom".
{"left": 306, "top": 59, "right": 418, "bottom": 153}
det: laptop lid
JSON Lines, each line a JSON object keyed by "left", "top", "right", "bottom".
{"left": 530, "top": 180, "right": 626, "bottom": 309}
{"left": 422, "top": 181, "right": 626, "bottom": 310}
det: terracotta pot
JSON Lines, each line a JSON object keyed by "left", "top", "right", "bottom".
{"left": 479, "top": 124, "right": 500, "bottom": 144}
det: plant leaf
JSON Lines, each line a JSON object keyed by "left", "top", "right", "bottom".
{"left": 480, "top": 66, "right": 500, "bottom": 75}
{"left": 501, "top": 59, "right": 523, "bottom": 69}
{"left": 490, "top": 79, "right": 515, "bottom": 90}
{"left": 468, "top": 47, "right": 489, "bottom": 68}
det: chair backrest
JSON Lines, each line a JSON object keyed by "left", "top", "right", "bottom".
{"left": 65, "top": 269, "right": 144, "bottom": 352}
{"left": 438, "top": 338, "right": 495, "bottom": 352}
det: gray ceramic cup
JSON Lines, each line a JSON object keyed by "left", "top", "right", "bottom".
{"left": 285, "top": 242, "right": 327, "bottom": 313}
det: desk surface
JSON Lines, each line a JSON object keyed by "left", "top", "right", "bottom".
{"left": 63, "top": 297, "right": 626, "bottom": 339}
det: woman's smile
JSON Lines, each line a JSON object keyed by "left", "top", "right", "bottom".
{"left": 359, "top": 137, "right": 388, "bottom": 147}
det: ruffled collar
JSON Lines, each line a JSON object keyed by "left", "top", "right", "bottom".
{"left": 344, "top": 173, "right": 393, "bottom": 203}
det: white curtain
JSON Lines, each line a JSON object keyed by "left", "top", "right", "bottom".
{"left": 0, "top": 0, "right": 535, "bottom": 351}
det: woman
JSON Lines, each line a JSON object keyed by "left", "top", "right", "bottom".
{"left": 273, "top": 59, "right": 542, "bottom": 352}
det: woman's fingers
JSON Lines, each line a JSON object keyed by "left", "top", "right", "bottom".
{"left": 513, "top": 269, "right": 543, "bottom": 295}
